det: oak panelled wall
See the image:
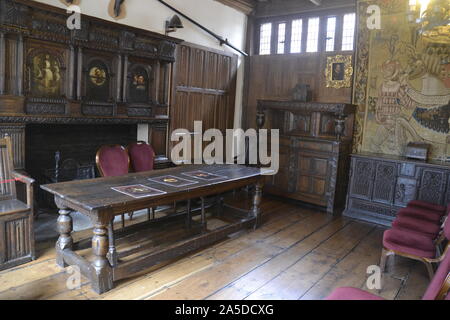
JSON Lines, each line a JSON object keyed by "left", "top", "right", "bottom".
{"left": 244, "top": 52, "right": 353, "bottom": 129}
{"left": 171, "top": 43, "right": 237, "bottom": 142}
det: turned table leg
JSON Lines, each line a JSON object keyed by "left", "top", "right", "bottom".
{"left": 251, "top": 182, "right": 263, "bottom": 229}
{"left": 107, "top": 220, "right": 118, "bottom": 267}
{"left": 91, "top": 223, "right": 113, "bottom": 294}
{"left": 55, "top": 202, "right": 73, "bottom": 268}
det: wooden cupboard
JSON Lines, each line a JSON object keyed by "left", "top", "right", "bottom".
{"left": 257, "top": 100, "right": 356, "bottom": 214}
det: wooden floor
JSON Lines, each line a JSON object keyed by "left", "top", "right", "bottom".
{"left": 0, "top": 195, "right": 430, "bottom": 300}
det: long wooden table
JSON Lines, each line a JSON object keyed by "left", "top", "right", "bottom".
{"left": 41, "top": 164, "right": 264, "bottom": 294}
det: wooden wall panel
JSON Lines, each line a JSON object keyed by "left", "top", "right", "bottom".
{"left": 244, "top": 52, "right": 353, "bottom": 129}
{"left": 171, "top": 43, "right": 238, "bottom": 153}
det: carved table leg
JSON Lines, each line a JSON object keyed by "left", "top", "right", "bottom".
{"left": 91, "top": 223, "right": 113, "bottom": 294}
{"left": 55, "top": 203, "right": 73, "bottom": 268}
{"left": 250, "top": 181, "right": 263, "bottom": 229}
{"left": 107, "top": 220, "right": 118, "bottom": 267}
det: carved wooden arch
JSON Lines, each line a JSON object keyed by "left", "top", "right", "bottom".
{"left": 126, "top": 63, "right": 153, "bottom": 104}
{"left": 25, "top": 47, "right": 67, "bottom": 98}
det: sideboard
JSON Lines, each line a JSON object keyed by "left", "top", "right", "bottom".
{"left": 344, "top": 152, "right": 450, "bottom": 226}
{"left": 257, "top": 100, "right": 356, "bottom": 215}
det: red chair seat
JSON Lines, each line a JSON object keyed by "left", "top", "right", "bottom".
{"left": 392, "top": 216, "right": 441, "bottom": 238}
{"left": 397, "top": 207, "right": 443, "bottom": 223}
{"left": 383, "top": 229, "right": 436, "bottom": 259}
{"left": 326, "top": 243, "right": 450, "bottom": 300}
{"left": 326, "top": 287, "right": 384, "bottom": 300}
{"left": 408, "top": 200, "right": 446, "bottom": 214}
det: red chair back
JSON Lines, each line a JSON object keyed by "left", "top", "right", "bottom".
{"left": 96, "top": 145, "right": 129, "bottom": 177}
{"left": 127, "top": 141, "right": 155, "bottom": 172}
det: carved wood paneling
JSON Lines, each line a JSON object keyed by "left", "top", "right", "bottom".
{"left": 245, "top": 52, "right": 354, "bottom": 129}
{"left": 0, "top": 0, "right": 180, "bottom": 121}
{"left": 418, "top": 169, "right": 446, "bottom": 205}
{"left": 349, "top": 158, "right": 374, "bottom": 200}
{"left": 344, "top": 153, "right": 450, "bottom": 226}
{"left": 372, "top": 162, "right": 397, "bottom": 204}
{"left": 0, "top": 124, "right": 25, "bottom": 169}
{"left": 0, "top": 211, "right": 34, "bottom": 270}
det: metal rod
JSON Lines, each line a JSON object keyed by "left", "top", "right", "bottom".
{"left": 157, "top": 0, "right": 248, "bottom": 57}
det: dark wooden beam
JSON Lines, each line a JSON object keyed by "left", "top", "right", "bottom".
{"left": 255, "top": 0, "right": 355, "bottom": 18}
{"left": 214, "top": 0, "right": 256, "bottom": 15}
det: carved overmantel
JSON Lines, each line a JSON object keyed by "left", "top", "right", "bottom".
{"left": 0, "top": 0, "right": 183, "bottom": 169}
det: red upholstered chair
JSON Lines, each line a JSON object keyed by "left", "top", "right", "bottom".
{"left": 326, "top": 248, "right": 450, "bottom": 300}
{"left": 96, "top": 145, "right": 129, "bottom": 177}
{"left": 392, "top": 215, "right": 442, "bottom": 239}
{"left": 96, "top": 144, "right": 130, "bottom": 226}
{"left": 127, "top": 141, "right": 157, "bottom": 220}
{"left": 380, "top": 215, "right": 450, "bottom": 280}
{"left": 397, "top": 206, "right": 444, "bottom": 224}
{"left": 408, "top": 200, "right": 447, "bottom": 215}
{"left": 127, "top": 141, "right": 155, "bottom": 173}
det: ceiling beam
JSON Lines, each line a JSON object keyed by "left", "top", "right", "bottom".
{"left": 214, "top": 0, "right": 256, "bottom": 15}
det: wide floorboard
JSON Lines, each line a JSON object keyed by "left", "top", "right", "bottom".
{"left": 0, "top": 194, "right": 429, "bottom": 300}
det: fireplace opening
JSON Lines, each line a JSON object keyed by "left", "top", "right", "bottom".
{"left": 25, "top": 123, "right": 137, "bottom": 211}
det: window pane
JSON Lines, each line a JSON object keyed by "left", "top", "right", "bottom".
{"left": 342, "top": 13, "right": 356, "bottom": 51}
{"left": 306, "top": 17, "right": 320, "bottom": 53}
{"left": 259, "top": 23, "right": 272, "bottom": 55}
{"left": 290, "top": 19, "right": 303, "bottom": 53}
{"left": 325, "top": 17, "right": 336, "bottom": 52}
{"left": 277, "top": 23, "right": 286, "bottom": 54}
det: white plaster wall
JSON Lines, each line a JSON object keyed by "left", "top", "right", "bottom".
{"left": 32, "top": 0, "right": 247, "bottom": 141}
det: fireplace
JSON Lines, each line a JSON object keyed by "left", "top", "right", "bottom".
{"left": 25, "top": 123, "right": 137, "bottom": 210}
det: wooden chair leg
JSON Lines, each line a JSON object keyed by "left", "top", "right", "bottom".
{"left": 121, "top": 214, "right": 125, "bottom": 228}
{"left": 147, "top": 208, "right": 151, "bottom": 221}
{"left": 424, "top": 261, "right": 435, "bottom": 280}
{"left": 380, "top": 248, "right": 390, "bottom": 272}
{"left": 128, "top": 212, "right": 133, "bottom": 221}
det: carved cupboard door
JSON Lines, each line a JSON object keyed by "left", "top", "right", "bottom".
{"left": 372, "top": 162, "right": 397, "bottom": 205}
{"left": 296, "top": 152, "right": 329, "bottom": 201}
{"left": 349, "top": 158, "right": 375, "bottom": 200}
{"left": 418, "top": 168, "right": 446, "bottom": 205}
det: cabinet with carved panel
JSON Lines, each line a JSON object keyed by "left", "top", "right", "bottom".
{"left": 258, "top": 100, "right": 356, "bottom": 214}
{"left": 344, "top": 152, "right": 450, "bottom": 226}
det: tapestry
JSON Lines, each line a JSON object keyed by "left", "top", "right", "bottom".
{"left": 354, "top": 0, "right": 450, "bottom": 159}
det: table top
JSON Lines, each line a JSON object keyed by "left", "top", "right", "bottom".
{"left": 41, "top": 164, "right": 264, "bottom": 212}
